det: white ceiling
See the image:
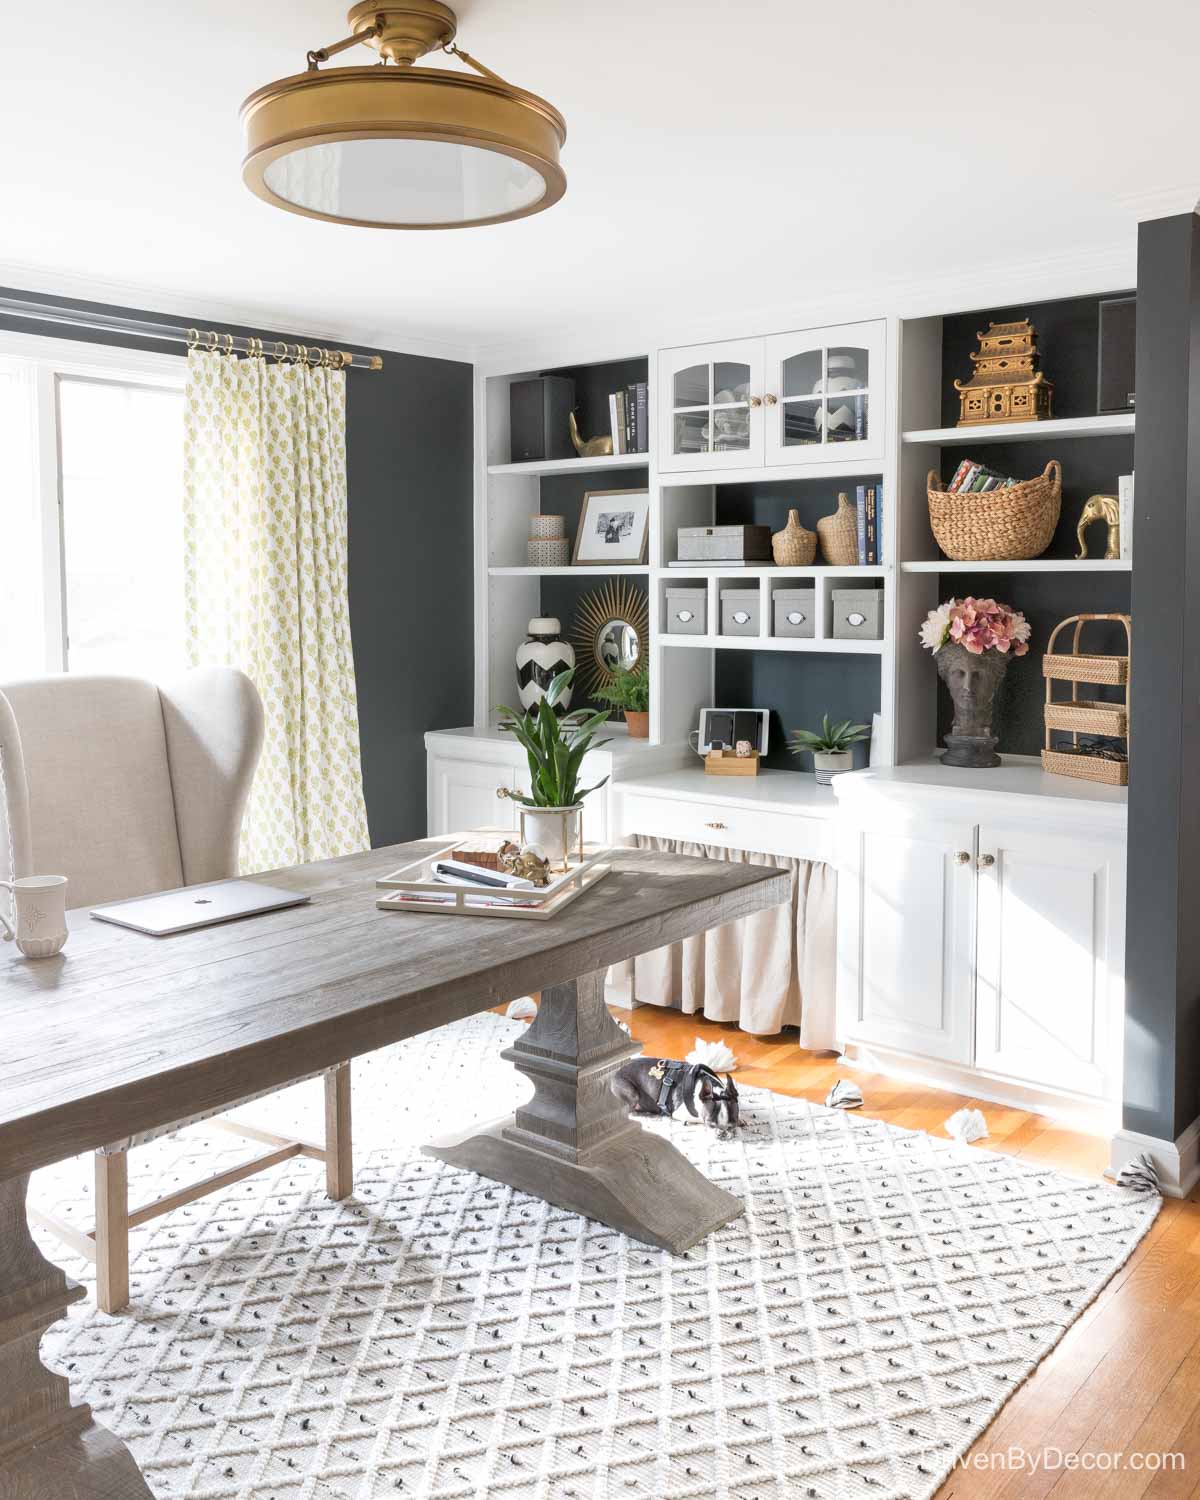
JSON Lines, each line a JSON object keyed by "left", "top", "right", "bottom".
{"left": 1, "top": 1, "right": 1196, "bottom": 362}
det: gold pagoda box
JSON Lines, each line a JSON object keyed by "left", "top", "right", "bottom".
{"left": 954, "top": 318, "right": 1054, "bottom": 425}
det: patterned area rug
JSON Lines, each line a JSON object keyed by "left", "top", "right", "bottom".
{"left": 34, "top": 1012, "right": 1158, "bottom": 1500}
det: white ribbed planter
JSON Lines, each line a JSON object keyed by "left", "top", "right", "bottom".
{"left": 521, "top": 804, "right": 583, "bottom": 867}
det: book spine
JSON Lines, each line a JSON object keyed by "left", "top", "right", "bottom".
{"left": 948, "top": 458, "right": 974, "bottom": 492}
{"left": 866, "top": 486, "right": 877, "bottom": 565}
{"left": 637, "top": 381, "right": 649, "bottom": 452}
{"left": 855, "top": 393, "right": 865, "bottom": 440}
{"left": 952, "top": 461, "right": 981, "bottom": 493}
{"left": 609, "top": 393, "right": 621, "bottom": 452}
{"left": 617, "top": 392, "right": 628, "bottom": 454}
{"left": 875, "top": 481, "right": 884, "bottom": 563}
{"left": 1119, "top": 473, "right": 1133, "bottom": 560}
{"left": 624, "top": 386, "right": 632, "bottom": 453}
{"left": 856, "top": 485, "right": 867, "bottom": 566}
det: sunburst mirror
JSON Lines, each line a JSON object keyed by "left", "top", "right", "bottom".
{"left": 570, "top": 580, "right": 649, "bottom": 700}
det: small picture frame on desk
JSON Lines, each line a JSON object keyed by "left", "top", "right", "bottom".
{"left": 573, "top": 488, "right": 650, "bottom": 565}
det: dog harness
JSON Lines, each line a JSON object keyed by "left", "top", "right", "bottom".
{"left": 647, "top": 1061, "right": 722, "bottom": 1116}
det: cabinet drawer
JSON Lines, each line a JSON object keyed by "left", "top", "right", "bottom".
{"left": 620, "top": 791, "right": 831, "bottom": 863}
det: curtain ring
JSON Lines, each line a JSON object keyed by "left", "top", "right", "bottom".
{"left": 186, "top": 327, "right": 200, "bottom": 351}
{"left": 207, "top": 330, "right": 220, "bottom": 353}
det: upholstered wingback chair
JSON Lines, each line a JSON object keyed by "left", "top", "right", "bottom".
{"left": 0, "top": 670, "right": 352, "bottom": 1312}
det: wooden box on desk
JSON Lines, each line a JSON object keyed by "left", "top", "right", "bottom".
{"left": 705, "top": 749, "right": 760, "bottom": 776}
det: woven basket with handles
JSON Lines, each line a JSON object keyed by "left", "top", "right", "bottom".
{"left": 927, "top": 459, "right": 1061, "bottom": 561}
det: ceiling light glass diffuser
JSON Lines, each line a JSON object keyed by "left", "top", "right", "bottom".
{"left": 241, "top": 2, "right": 567, "bottom": 230}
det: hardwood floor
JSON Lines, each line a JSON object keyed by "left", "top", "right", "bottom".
{"left": 594, "top": 1004, "right": 1200, "bottom": 1498}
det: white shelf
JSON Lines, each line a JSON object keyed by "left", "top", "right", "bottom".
{"left": 835, "top": 756, "right": 1127, "bottom": 825}
{"left": 902, "top": 414, "right": 1135, "bottom": 446}
{"left": 657, "top": 564, "right": 887, "bottom": 579}
{"left": 489, "top": 565, "right": 651, "bottom": 577}
{"left": 900, "top": 559, "right": 1132, "bottom": 574}
{"left": 659, "top": 634, "right": 884, "bottom": 655}
{"left": 487, "top": 453, "right": 650, "bottom": 477}
{"left": 659, "top": 456, "right": 885, "bottom": 486}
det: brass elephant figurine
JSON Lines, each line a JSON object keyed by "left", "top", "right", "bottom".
{"left": 1075, "top": 493, "right": 1121, "bottom": 560}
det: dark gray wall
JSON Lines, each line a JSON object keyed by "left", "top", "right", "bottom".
{"left": 1124, "top": 216, "right": 1200, "bottom": 1142}
{"left": 0, "top": 287, "right": 474, "bottom": 847}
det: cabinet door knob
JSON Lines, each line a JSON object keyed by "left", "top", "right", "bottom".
{"left": 704, "top": 821, "right": 727, "bottom": 830}
{"left": 764, "top": 393, "right": 779, "bottom": 406}
{"left": 954, "top": 851, "right": 971, "bottom": 865}
{"left": 978, "top": 853, "right": 996, "bottom": 869}
{"left": 748, "top": 395, "right": 763, "bottom": 409}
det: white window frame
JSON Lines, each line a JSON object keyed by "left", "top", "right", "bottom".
{"left": 0, "top": 330, "right": 185, "bottom": 674}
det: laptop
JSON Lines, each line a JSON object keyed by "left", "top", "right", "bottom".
{"left": 91, "top": 879, "right": 311, "bottom": 936}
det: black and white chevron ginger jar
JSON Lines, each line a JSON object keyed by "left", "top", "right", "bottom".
{"left": 516, "top": 617, "right": 575, "bottom": 715}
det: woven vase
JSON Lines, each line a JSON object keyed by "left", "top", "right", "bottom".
{"left": 817, "top": 493, "right": 859, "bottom": 566}
{"left": 771, "top": 509, "right": 817, "bottom": 566}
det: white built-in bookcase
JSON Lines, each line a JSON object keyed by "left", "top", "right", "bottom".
{"left": 474, "top": 299, "right": 1135, "bottom": 796}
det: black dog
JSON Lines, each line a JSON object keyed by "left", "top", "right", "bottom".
{"left": 612, "top": 1058, "right": 742, "bottom": 1141}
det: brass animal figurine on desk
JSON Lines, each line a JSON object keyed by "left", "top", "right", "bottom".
{"left": 568, "top": 409, "right": 613, "bottom": 458}
{"left": 1075, "top": 493, "right": 1121, "bottom": 560}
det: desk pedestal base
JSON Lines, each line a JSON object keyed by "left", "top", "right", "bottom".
{"left": 0, "top": 1172, "right": 153, "bottom": 1500}
{"left": 424, "top": 970, "right": 743, "bottom": 1254}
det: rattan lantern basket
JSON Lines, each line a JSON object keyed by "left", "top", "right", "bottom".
{"left": 1042, "top": 612, "right": 1130, "bottom": 785}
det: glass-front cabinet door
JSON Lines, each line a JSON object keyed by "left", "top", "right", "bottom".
{"left": 658, "top": 338, "right": 765, "bottom": 472}
{"left": 763, "top": 320, "right": 886, "bottom": 466}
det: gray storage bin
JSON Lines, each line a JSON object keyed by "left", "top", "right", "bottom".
{"left": 773, "top": 586, "right": 816, "bottom": 639}
{"left": 832, "top": 587, "right": 884, "bottom": 640}
{"left": 720, "top": 588, "right": 761, "bottom": 637}
{"left": 665, "top": 586, "right": 706, "bottom": 635}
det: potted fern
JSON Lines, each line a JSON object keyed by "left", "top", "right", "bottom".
{"left": 496, "top": 668, "right": 611, "bottom": 863}
{"left": 594, "top": 663, "right": 650, "bottom": 738}
{"left": 788, "top": 714, "right": 870, "bottom": 784}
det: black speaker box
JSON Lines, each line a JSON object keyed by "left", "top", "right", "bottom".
{"left": 509, "top": 375, "right": 577, "bottom": 463}
{"left": 1098, "top": 295, "right": 1136, "bottom": 414}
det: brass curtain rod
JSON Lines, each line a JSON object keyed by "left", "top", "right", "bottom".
{"left": 0, "top": 294, "right": 384, "bottom": 371}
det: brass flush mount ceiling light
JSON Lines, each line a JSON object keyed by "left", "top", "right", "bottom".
{"left": 240, "top": 2, "right": 566, "bottom": 229}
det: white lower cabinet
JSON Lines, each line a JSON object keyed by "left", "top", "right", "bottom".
{"left": 845, "top": 817, "right": 977, "bottom": 1065}
{"left": 973, "top": 822, "right": 1121, "bottom": 1100}
{"left": 428, "top": 751, "right": 523, "bottom": 835}
{"left": 835, "top": 771, "right": 1126, "bottom": 1119}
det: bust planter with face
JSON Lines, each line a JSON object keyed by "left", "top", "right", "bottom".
{"left": 920, "top": 596, "right": 1032, "bottom": 770}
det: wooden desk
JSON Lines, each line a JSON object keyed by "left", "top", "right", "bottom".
{"left": 0, "top": 842, "right": 787, "bottom": 1500}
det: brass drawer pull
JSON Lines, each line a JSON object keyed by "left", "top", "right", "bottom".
{"left": 704, "top": 821, "right": 727, "bottom": 830}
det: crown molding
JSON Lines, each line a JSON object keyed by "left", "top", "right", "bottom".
{"left": 474, "top": 238, "right": 1139, "bottom": 372}
{"left": 0, "top": 259, "right": 476, "bottom": 367}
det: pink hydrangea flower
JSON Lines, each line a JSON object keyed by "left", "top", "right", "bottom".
{"left": 920, "top": 596, "right": 1030, "bottom": 657}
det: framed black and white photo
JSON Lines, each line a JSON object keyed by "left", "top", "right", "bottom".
{"left": 572, "top": 488, "right": 650, "bottom": 566}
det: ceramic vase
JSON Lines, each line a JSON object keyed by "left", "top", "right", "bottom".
{"left": 516, "top": 617, "right": 574, "bottom": 716}
{"left": 935, "top": 642, "right": 1009, "bottom": 768}
{"left": 0, "top": 874, "right": 69, "bottom": 958}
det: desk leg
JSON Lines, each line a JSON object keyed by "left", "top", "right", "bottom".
{"left": 0, "top": 1172, "right": 152, "bottom": 1500}
{"left": 424, "top": 970, "right": 743, "bottom": 1253}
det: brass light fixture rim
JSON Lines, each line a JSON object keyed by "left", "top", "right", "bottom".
{"left": 240, "top": 64, "right": 567, "bottom": 230}
{"left": 240, "top": 65, "right": 567, "bottom": 145}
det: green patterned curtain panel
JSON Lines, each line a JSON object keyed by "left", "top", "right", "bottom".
{"left": 183, "top": 350, "right": 371, "bottom": 872}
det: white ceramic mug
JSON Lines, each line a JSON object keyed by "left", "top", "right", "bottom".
{"left": 0, "top": 875, "right": 69, "bottom": 958}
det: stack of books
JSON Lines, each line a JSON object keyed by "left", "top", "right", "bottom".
{"left": 854, "top": 483, "right": 884, "bottom": 565}
{"left": 609, "top": 382, "right": 649, "bottom": 454}
{"left": 946, "top": 458, "right": 1018, "bottom": 493}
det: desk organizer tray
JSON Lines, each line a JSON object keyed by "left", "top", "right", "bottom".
{"left": 376, "top": 840, "right": 612, "bottom": 920}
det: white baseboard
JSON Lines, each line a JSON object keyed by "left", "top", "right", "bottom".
{"left": 838, "top": 1040, "right": 1119, "bottom": 1136}
{"left": 1109, "top": 1116, "right": 1200, "bottom": 1197}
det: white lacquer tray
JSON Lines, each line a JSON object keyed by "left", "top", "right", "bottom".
{"left": 376, "top": 840, "right": 613, "bottom": 920}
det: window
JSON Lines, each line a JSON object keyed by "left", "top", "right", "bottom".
{"left": 0, "top": 336, "right": 185, "bottom": 682}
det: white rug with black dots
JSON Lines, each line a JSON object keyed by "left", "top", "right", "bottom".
{"left": 33, "top": 1011, "right": 1159, "bottom": 1500}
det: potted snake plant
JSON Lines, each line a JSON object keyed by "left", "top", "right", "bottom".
{"left": 496, "top": 669, "right": 611, "bottom": 863}
{"left": 594, "top": 663, "right": 650, "bottom": 738}
{"left": 788, "top": 713, "right": 870, "bottom": 784}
